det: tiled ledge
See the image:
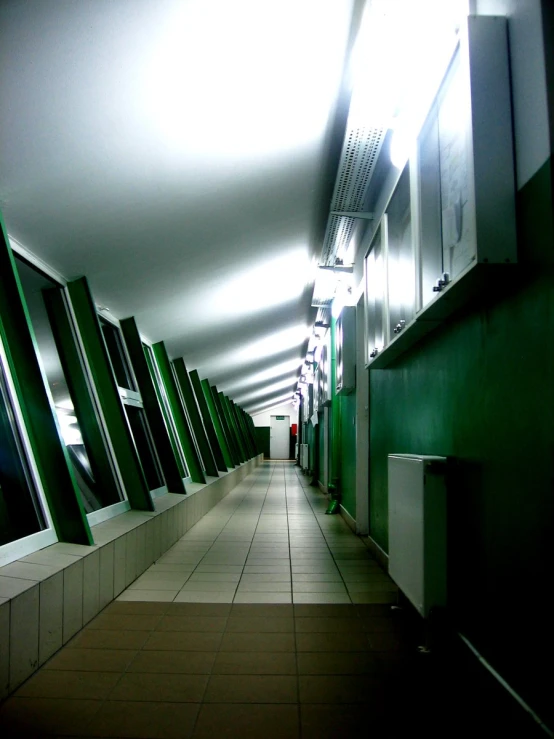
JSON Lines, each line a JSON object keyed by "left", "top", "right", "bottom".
{"left": 0, "top": 455, "right": 262, "bottom": 699}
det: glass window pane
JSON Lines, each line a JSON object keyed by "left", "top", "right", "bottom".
{"left": 123, "top": 404, "right": 164, "bottom": 491}
{"left": 99, "top": 318, "right": 136, "bottom": 391}
{"left": 387, "top": 164, "right": 415, "bottom": 335}
{"left": 0, "top": 352, "right": 46, "bottom": 545}
{"left": 15, "top": 257, "right": 123, "bottom": 513}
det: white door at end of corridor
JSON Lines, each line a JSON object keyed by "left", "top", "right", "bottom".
{"left": 270, "top": 415, "right": 290, "bottom": 459}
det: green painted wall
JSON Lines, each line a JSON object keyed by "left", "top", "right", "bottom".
{"left": 255, "top": 427, "right": 270, "bottom": 458}
{"left": 338, "top": 392, "right": 357, "bottom": 519}
{"left": 368, "top": 157, "right": 554, "bottom": 720}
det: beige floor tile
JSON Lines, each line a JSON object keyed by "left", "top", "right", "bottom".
{"left": 292, "top": 573, "right": 343, "bottom": 583}
{"left": 143, "top": 631, "right": 222, "bottom": 651}
{"left": 299, "top": 674, "right": 382, "bottom": 703}
{"left": 225, "top": 617, "right": 293, "bottom": 633}
{"left": 293, "top": 593, "right": 351, "bottom": 604}
{"left": 180, "top": 581, "right": 237, "bottom": 592}
{"left": 295, "top": 617, "right": 365, "bottom": 633}
{"left": 43, "top": 647, "right": 138, "bottom": 672}
{"left": 87, "top": 613, "right": 163, "bottom": 630}
{"left": 117, "top": 589, "right": 178, "bottom": 601}
{"left": 212, "top": 651, "right": 296, "bottom": 675}
{"left": 157, "top": 615, "right": 227, "bottom": 632}
{"left": 128, "top": 650, "right": 216, "bottom": 674}
{"left": 110, "top": 672, "right": 209, "bottom": 702}
{"left": 292, "top": 582, "right": 347, "bottom": 593}
{"left": 295, "top": 632, "right": 371, "bottom": 653}
{"left": 204, "top": 675, "right": 298, "bottom": 703}
{"left": 87, "top": 700, "right": 200, "bottom": 738}
{"left": 15, "top": 669, "right": 120, "bottom": 699}
{"left": 296, "top": 651, "right": 380, "bottom": 675}
{"left": 219, "top": 632, "right": 295, "bottom": 652}
{"left": 230, "top": 604, "right": 293, "bottom": 618}
{"left": 102, "top": 601, "right": 169, "bottom": 615}
{"left": 234, "top": 592, "right": 292, "bottom": 604}
{"left": 67, "top": 628, "right": 151, "bottom": 650}
{"left": 166, "top": 602, "right": 231, "bottom": 617}
{"left": 193, "top": 703, "right": 299, "bottom": 739}
{"left": 174, "top": 591, "right": 235, "bottom": 603}
{"left": 187, "top": 573, "right": 241, "bottom": 582}
{"left": 237, "top": 581, "right": 291, "bottom": 592}
{"left": 349, "top": 591, "right": 398, "bottom": 605}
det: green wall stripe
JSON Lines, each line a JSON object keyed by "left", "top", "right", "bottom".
{"left": 201, "top": 378, "right": 234, "bottom": 469}
{"left": 172, "top": 359, "right": 219, "bottom": 478}
{"left": 67, "top": 277, "right": 154, "bottom": 512}
{"left": 0, "top": 221, "right": 92, "bottom": 543}
{"left": 120, "top": 318, "right": 186, "bottom": 494}
{"left": 190, "top": 370, "right": 228, "bottom": 471}
{"left": 44, "top": 288, "right": 122, "bottom": 509}
{"left": 152, "top": 342, "right": 206, "bottom": 484}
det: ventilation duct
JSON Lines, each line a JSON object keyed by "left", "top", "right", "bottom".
{"left": 312, "top": 124, "right": 386, "bottom": 307}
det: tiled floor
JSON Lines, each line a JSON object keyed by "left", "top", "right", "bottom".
{"left": 0, "top": 463, "right": 545, "bottom": 738}
{"left": 117, "top": 462, "right": 397, "bottom": 605}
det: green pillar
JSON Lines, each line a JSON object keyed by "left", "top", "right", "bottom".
{"left": 172, "top": 358, "right": 219, "bottom": 478}
{"left": 212, "top": 386, "right": 242, "bottom": 464}
{"left": 120, "top": 317, "right": 186, "bottom": 494}
{"left": 67, "top": 277, "right": 154, "bottom": 511}
{"left": 0, "top": 218, "right": 92, "bottom": 543}
{"left": 191, "top": 371, "right": 228, "bottom": 472}
{"left": 201, "top": 378, "right": 234, "bottom": 469}
{"left": 152, "top": 342, "right": 206, "bottom": 484}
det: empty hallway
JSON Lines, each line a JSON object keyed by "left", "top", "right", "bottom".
{"left": 0, "top": 462, "right": 545, "bottom": 738}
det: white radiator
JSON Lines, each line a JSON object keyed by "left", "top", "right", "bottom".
{"left": 388, "top": 454, "right": 447, "bottom": 617}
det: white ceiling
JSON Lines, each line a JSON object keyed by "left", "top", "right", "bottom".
{"left": 0, "top": 0, "right": 363, "bottom": 414}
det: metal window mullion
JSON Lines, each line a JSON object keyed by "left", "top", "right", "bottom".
{"left": 120, "top": 318, "right": 186, "bottom": 495}
{"left": 172, "top": 359, "right": 219, "bottom": 478}
{"left": 0, "top": 218, "right": 92, "bottom": 543}
{"left": 43, "top": 287, "right": 123, "bottom": 509}
{"left": 221, "top": 394, "right": 247, "bottom": 462}
{"left": 152, "top": 342, "right": 206, "bottom": 484}
{"left": 66, "top": 277, "right": 154, "bottom": 512}
{"left": 143, "top": 345, "right": 187, "bottom": 478}
{"left": 228, "top": 397, "right": 250, "bottom": 460}
{"left": 190, "top": 370, "right": 227, "bottom": 472}
{"left": 201, "top": 378, "right": 234, "bottom": 469}
{"left": 231, "top": 401, "right": 253, "bottom": 459}
{"left": 211, "top": 386, "right": 242, "bottom": 465}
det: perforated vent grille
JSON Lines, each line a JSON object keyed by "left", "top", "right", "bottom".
{"left": 333, "top": 126, "right": 385, "bottom": 212}
{"left": 312, "top": 123, "right": 385, "bottom": 307}
{"left": 320, "top": 215, "right": 356, "bottom": 266}
{"left": 319, "top": 125, "right": 385, "bottom": 269}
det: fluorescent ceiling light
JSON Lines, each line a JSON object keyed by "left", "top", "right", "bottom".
{"left": 350, "top": 0, "right": 468, "bottom": 160}
{"left": 140, "top": 0, "right": 352, "bottom": 162}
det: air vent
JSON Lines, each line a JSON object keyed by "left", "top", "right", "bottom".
{"left": 319, "top": 125, "right": 386, "bottom": 270}
{"left": 312, "top": 123, "right": 385, "bottom": 307}
{"left": 332, "top": 126, "right": 385, "bottom": 212}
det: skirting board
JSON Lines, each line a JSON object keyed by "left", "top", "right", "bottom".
{"left": 0, "top": 454, "right": 262, "bottom": 699}
{"left": 362, "top": 534, "right": 390, "bottom": 572}
{"left": 340, "top": 504, "right": 356, "bottom": 533}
